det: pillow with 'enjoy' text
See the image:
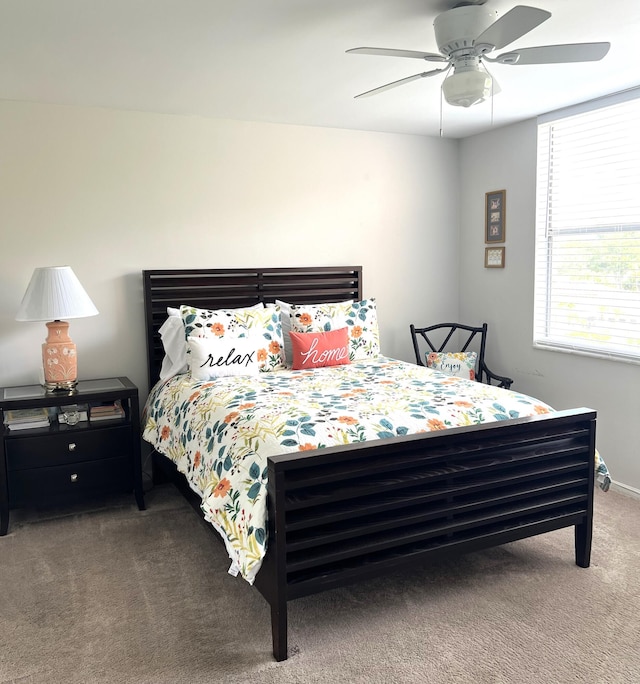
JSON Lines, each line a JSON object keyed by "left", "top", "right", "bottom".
{"left": 426, "top": 352, "right": 477, "bottom": 381}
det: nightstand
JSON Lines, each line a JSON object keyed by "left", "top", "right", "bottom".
{"left": 0, "top": 376, "right": 145, "bottom": 535}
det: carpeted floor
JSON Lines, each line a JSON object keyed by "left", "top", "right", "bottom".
{"left": 1, "top": 483, "right": 638, "bottom": 684}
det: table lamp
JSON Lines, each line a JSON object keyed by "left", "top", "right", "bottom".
{"left": 16, "top": 266, "right": 99, "bottom": 391}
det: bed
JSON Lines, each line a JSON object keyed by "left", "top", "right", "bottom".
{"left": 142, "top": 266, "right": 603, "bottom": 662}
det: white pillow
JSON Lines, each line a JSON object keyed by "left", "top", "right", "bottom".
{"left": 275, "top": 299, "right": 293, "bottom": 364}
{"left": 187, "top": 336, "right": 261, "bottom": 380}
{"left": 159, "top": 307, "right": 188, "bottom": 380}
{"left": 158, "top": 303, "right": 264, "bottom": 381}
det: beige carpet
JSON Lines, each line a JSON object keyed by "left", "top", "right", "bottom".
{"left": 1, "top": 484, "right": 638, "bottom": 684}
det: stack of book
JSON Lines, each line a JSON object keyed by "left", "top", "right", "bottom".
{"left": 3, "top": 407, "right": 51, "bottom": 430}
{"left": 89, "top": 400, "right": 125, "bottom": 422}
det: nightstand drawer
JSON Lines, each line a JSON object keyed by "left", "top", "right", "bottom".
{"left": 9, "top": 456, "right": 133, "bottom": 507}
{"left": 6, "top": 426, "right": 132, "bottom": 471}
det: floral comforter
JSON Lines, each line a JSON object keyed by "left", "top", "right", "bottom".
{"left": 142, "top": 357, "right": 611, "bottom": 584}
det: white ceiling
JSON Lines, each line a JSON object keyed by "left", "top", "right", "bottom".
{"left": 0, "top": 0, "right": 638, "bottom": 138}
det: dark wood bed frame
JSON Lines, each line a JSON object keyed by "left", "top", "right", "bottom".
{"left": 143, "top": 266, "right": 596, "bottom": 662}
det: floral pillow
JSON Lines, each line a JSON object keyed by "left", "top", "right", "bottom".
{"left": 159, "top": 304, "right": 264, "bottom": 380}
{"left": 180, "top": 304, "right": 285, "bottom": 372}
{"left": 289, "top": 298, "right": 380, "bottom": 361}
{"left": 426, "top": 351, "right": 477, "bottom": 381}
{"left": 272, "top": 298, "right": 353, "bottom": 366}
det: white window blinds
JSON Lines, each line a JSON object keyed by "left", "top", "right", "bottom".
{"left": 534, "top": 90, "right": 640, "bottom": 363}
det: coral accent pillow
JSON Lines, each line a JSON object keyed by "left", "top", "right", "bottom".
{"left": 426, "top": 352, "right": 477, "bottom": 381}
{"left": 289, "top": 328, "right": 351, "bottom": 370}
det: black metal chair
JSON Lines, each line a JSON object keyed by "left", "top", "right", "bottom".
{"left": 409, "top": 322, "right": 513, "bottom": 389}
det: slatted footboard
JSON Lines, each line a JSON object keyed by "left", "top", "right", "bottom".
{"left": 254, "top": 408, "right": 596, "bottom": 661}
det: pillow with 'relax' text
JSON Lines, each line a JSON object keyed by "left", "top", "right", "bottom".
{"left": 187, "top": 336, "right": 261, "bottom": 380}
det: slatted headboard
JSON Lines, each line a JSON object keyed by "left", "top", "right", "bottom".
{"left": 143, "top": 266, "right": 362, "bottom": 389}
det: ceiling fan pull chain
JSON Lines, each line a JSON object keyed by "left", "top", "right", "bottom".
{"left": 490, "top": 67, "right": 495, "bottom": 128}
{"left": 491, "top": 81, "right": 494, "bottom": 128}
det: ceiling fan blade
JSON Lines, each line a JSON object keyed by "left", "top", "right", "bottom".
{"left": 347, "top": 47, "right": 447, "bottom": 62}
{"left": 354, "top": 69, "right": 446, "bottom": 98}
{"left": 475, "top": 5, "right": 551, "bottom": 52}
{"left": 494, "top": 42, "right": 611, "bottom": 65}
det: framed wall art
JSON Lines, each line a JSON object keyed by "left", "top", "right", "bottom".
{"left": 485, "top": 189, "right": 506, "bottom": 243}
{"left": 485, "top": 246, "right": 505, "bottom": 269}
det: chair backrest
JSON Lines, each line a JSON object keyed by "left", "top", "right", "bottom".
{"left": 409, "top": 322, "right": 513, "bottom": 389}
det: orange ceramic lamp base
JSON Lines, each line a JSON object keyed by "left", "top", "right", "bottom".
{"left": 42, "top": 320, "right": 78, "bottom": 391}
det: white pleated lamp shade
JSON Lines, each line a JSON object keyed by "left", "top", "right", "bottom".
{"left": 16, "top": 266, "right": 99, "bottom": 321}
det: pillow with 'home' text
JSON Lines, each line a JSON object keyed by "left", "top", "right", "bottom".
{"left": 289, "top": 328, "right": 351, "bottom": 370}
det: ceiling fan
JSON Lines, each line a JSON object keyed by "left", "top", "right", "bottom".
{"left": 347, "top": 3, "right": 610, "bottom": 108}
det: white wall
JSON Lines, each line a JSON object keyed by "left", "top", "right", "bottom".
{"left": 459, "top": 119, "right": 640, "bottom": 493}
{"left": 0, "top": 100, "right": 459, "bottom": 400}
{"left": 1, "top": 100, "right": 635, "bottom": 491}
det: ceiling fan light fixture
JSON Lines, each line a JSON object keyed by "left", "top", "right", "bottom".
{"left": 442, "top": 68, "right": 492, "bottom": 107}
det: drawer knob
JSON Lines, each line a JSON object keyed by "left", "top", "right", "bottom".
{"left": 68, "top": 442, "right": 77, "bottom": 452}
{"left": 70, "top": 473, "right": 78, "bottom": 483}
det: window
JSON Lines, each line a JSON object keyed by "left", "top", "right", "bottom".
{"left": 534, "top": 90, "right": 640, "bottom": 363}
